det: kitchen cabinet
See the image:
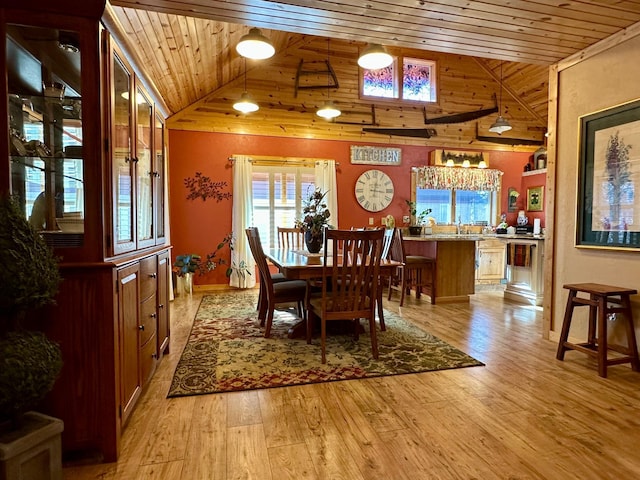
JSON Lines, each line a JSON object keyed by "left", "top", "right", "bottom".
{"left": 1, "top": 7, "right": 170, "bottom": 463}
{"left": 476, "top": 238, "right": 506, "bottom": 283}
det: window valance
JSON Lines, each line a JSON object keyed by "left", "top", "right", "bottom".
{"left": 413, "top": 166, "right": 503, "bottom": 191}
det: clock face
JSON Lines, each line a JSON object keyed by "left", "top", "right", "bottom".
{"left": 355, "top": 169, "right": 395, "bottom": 212}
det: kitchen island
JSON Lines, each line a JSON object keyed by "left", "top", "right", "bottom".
{"left": 403, "top": 234, "right": 483, "bottom": 303}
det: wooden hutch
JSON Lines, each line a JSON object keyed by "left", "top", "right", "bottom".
{"left": 0, "top": 1, "right": 171, "bottom": 462}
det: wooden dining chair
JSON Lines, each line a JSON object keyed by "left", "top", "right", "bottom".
{"left": 374, "top": 227, "right": 395, "bottom": 330}
{"left": 306, "top": 228, "right": 385, "bottom": 363}
{"left": 277, "top": 226, "right": 304, "bottom": 250}
{"left": 245, "top": 227, "right": 307, "bottom": 337}
{"left": 387, "top": 227, "right": 436, "bottom": 306}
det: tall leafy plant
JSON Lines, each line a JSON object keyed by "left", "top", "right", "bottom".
{"left": 0, "top": 195, "right": 63, "bottom": 428}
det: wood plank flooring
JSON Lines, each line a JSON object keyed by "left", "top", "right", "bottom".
{"left": 63, "top": 289, "right": 640, "bottom": 479}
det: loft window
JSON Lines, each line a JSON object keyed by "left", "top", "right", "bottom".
{"left": 361, "top": 57, "right": 436, "bottom": 102}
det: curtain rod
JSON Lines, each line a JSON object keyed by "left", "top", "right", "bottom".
{"left": 228, "top": 156, "right": 339, "bottom": 167}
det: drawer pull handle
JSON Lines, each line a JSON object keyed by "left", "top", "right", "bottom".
{"left": 138, "top": 325, "right": 145, "bottom": 331}
{"left": 150, "top": 313, "right": 157, "bottom": 318}
{"left": 158, "top": 304, "right": 164, "bottom": 309}
{"left": 149, "top": 273, "right": 157, "bottom": 278}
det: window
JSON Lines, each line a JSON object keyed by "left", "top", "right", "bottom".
{"left": 416, "top": 188, "right": 497, "bottom": 226}
{"left": 252, "top": 166, "right": 315, "bottom": 248}
{"left": 362, "top": 57, "right": 436, "bottom": 103}
{"left": 22, "top": 121, "right": 84, "bottom": 219}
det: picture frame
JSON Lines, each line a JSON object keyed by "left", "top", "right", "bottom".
{"left": 507, "top": 187, "right": 520, "bottom": 212}
{"left": 577, "top": 98, "right": 640, "bottom": 250}
{"left": 527, "top": 186, "right": 544, "bottom": 212}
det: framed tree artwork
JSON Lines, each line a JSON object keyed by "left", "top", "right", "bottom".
{"left": 577, "top": 98, "right": 640, "bottom": 250}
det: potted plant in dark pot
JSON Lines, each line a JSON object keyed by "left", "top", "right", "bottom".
{"left": 295, "top": 189, "right": 332, "bottom": 253}
{"left": 0, "top": 195, "right": 64, "bottom": 478}
{"left": 405, "top": 200, "right": 432, "bottom": 236}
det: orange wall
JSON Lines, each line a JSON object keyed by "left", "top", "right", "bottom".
{"left": 168, "top": 130, "right": 535, "bottom": 285}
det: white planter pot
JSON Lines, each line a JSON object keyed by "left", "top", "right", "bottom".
{"left": 0, "top": 411, "right": 63, "bottom": 480}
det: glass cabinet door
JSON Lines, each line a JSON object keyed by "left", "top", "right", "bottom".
{"left": 136, "top": 86, "right": 153, "bottom": 247}
{"left": 154, "top": 114, "right": 166, "bottom": 242}
{"left": 7, "top": 24, "right": 84, "bottom": 246}
{"left": 112, "top": 51, "right": 135, "bottom": 253}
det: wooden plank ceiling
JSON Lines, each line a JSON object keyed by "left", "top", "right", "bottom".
{"left": 109, "top": 0, "right": 640, "bottom": 149}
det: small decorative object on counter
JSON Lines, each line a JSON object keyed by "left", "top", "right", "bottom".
{"left": 516, "top": 210, "right": 528, "bottom": 226}
{"left": 496, "top": 213, "right": 508, "bottom": 234}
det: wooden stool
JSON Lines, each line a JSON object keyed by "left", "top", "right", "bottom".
{"left": 556, "top": 283, "right": 640, "bottom": 378}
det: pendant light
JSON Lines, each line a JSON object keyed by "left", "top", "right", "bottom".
{"left": 489, "top": 61, "right": 512, "bottom": 134}
{"left": 357, "top": 43, "right": 393, "bottom": 70}
{"left": 233, "top": 59, "right": 259, "bottom": 113}
{"left": 236, "top": 28, "right": 275, "bottom": 60}
{"left": 317, "top": 38, "right": 341, "bottom": 119}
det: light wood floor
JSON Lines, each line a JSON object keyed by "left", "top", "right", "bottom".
{"left": 64, "top": 288, "right": 640, "bottom": 479}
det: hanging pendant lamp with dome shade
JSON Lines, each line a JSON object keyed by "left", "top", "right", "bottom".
{"left": 357, "top": 43, "right": 393, "bottom": 70}
{"left": 317, "top": 38, "right": 341, "bottom": 119}
{"left": 489, "top": 61, "right": 512, "bottom": 135}
{"left": 233, "top": 59, "right": 259, "bottom": 113}
{"left": 235, "top": 27, "right": 275, "bottom": 60}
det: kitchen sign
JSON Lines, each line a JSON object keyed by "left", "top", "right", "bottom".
{"left": 350, "top": 145, "right": 402, "bottom": 165}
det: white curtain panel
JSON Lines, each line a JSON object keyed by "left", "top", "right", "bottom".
{"left": 231, "top": 155, "right": 256, "bottom": 288}
{"left": 314, "top": 160, "right": 339, "bottom": 229}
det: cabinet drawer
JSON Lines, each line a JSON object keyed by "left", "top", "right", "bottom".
{"left": 140, "top": 333, "right": 157, "bottom": 387}
{"left": 139, "top": 295, "right": 158, "bottom": 345}
{"left": 139, "top": 256, "right": 158, "bottom": 300}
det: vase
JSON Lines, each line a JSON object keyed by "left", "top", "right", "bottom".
{"left": 408, "top": 226, "right": 423, "bottom": 236}
{"left": 305, "top": 230, "right": 323, "bottom": 254}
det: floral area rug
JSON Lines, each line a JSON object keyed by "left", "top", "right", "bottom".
{"left": 167, "top": 292, "right": 483, "bottom": 397}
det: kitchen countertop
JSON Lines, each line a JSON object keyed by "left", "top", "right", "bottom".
{"left": 404, "top": 233, "right": 546, "bottom": 241}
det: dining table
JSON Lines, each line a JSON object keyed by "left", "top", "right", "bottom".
{"left": 265, "top": 248, "right": 402, "bottom": 338}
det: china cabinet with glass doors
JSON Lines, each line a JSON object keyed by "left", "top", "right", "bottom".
{"left": 1, "top": 4, "right": 170, "bottom": 463}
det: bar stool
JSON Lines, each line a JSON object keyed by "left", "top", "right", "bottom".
{"left": 556, "top": 283, "right": 640, "bottom": 378}
{"left": 387, "top": 228, "right": 436, "bottom": 306}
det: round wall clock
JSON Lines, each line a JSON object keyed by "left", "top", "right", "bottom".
{"left": 354, "top": 169, "right": 394, "bottom": 212}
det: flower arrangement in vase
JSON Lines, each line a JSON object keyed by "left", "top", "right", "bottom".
{"left": 295, "top": 189, "right": 332, "bottom": 253}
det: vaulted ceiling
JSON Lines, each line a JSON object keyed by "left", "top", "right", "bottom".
{"left": 108, "top": 1, "right": 640, "bottom": 148}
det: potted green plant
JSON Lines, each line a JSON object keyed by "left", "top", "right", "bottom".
{"left": 173, "top": 233, "right": 253, "bottom": 293}
{"left": 0, "top": 195, "right": 64, "bottom": 477}
{"left": 173, "top": 253, "right": 201, "bottom": 295}
{"left": 405, "top": 200, "right": 432, "bottom": 235}
{"left": 199, "top": 232, "right": 253, "bottom": 288}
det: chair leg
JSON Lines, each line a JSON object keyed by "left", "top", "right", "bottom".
{"left": 306, "top": 309, "right": 315, "bottom": 344}
{"left": 369, "top": 315, "right": 379, "bottom": 359}
{"left": 377, "top": 287, "right": 386, "bottom": 331}
{"left": 321, "top": 318, "right": 327, "bottom": 364}
{"left": 400, "top": 269, "right": 407, "bottom": 307}
{"left": 264, "top": 307, "right": 274, "bottom": 338}
{"left": 257, "top": 278, "right": 268, "bottom": 325}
